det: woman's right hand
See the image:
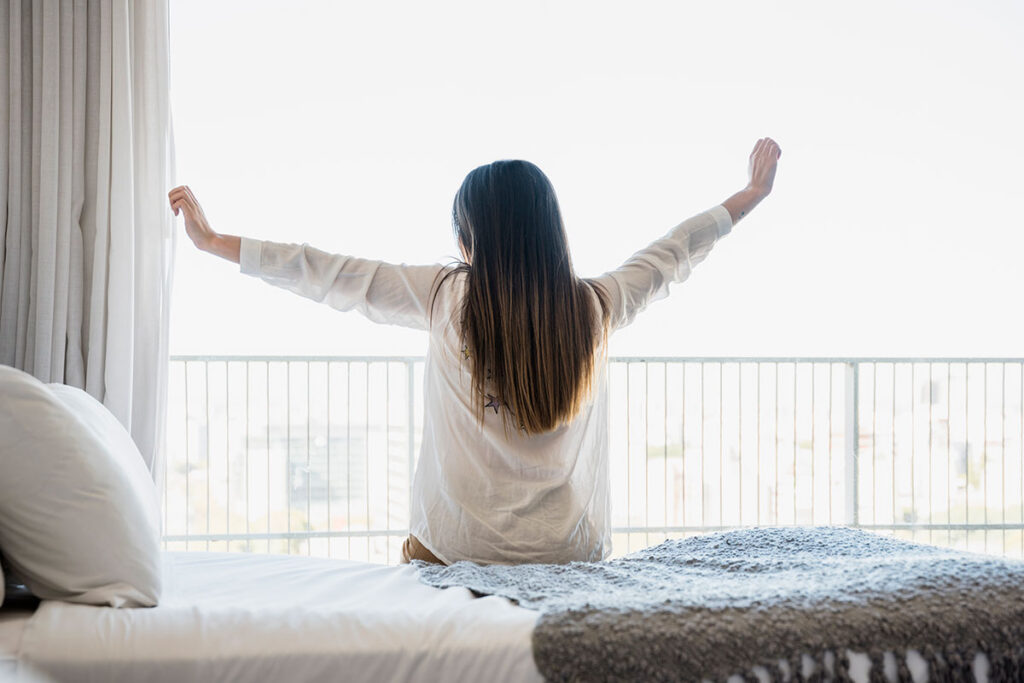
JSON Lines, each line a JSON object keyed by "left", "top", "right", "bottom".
{"left": 747, "top": 137, "right": 782, "bottom": 199}
{"left": 168, "top": 185, "right": 242, "bottom": 263}
{"left": 168, "top": 185, "right": 217, "bottom": 251}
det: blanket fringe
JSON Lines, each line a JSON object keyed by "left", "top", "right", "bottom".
{"left": 836, "top": 649, "right": 854, "bottom": 682}
{"left": 803, "top": 653, "right": 825, "bottom": 683}
{"left": 868, "top": 652, "right": 887, "bottom": 682}
{"left": 988, "top": 652, "right": 1004, "bottom": 682}
{"left": 895, "top": 652, "right": 912, "bottom": 682}
{"left": 990, "top": 648, "right": 1024, "bottom": 681}
{"left": 923, "top": 646, "right": 951, "bottom": 683}
{"left": 739, "top": 646, "right": 1015, "bottom": 683}
{"left": 790, "top": 655, "right": 803, "bottom": 682}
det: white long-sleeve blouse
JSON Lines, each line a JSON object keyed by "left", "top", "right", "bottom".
{"left": 239, "top": 204, "right": 733, "bottom": 564}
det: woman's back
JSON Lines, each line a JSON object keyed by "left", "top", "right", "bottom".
{"left": 411, "top": 204, "right": 733, "bottom": 564}
{"left": 412, "top": 272, "right": 614, "bottom": 564}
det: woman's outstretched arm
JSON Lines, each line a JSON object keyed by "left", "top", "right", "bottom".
{"left": 721, "top": 137, "right": 782, "bottom": 225}
{"left": 168, "top": 185, "right": 240, "bottom": 262}
{"left": 590, "top": 136, "right": 781, "bottom": 330}
{"left": 167, "top": 185, "right": 445, "bottom": 331}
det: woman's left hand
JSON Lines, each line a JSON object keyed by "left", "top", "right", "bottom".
{"left": 747, "top": 138, "right": 782, "bottom": 199}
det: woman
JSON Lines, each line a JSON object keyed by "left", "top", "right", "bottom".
{"left": 168, "top": 137, "right": 781, "bottom": 565}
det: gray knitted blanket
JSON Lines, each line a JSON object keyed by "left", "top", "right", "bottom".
{"left": 415, "top": 527, "right": 1024, "bottom": 682}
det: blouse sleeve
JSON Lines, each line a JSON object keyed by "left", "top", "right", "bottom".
{"left": 239, "top": 238, "right": 447, "bottom": 331}
{"left": 591, "top": 205, "right": 733, "bottom": 331}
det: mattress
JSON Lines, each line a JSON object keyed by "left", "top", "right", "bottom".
{"left": 12, "top": 552, "right": 543, "bottom": 683}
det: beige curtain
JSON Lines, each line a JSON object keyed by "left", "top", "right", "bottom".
{"left": 0, "top": 0, "right": 175, "bottom": 476}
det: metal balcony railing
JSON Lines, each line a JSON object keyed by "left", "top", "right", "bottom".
{"left": 163, "top": 356, "right": 1024, "bottom": 562}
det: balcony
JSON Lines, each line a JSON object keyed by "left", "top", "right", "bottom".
{"left": 164, "top": 356, "right": 1024, "bottom": 562}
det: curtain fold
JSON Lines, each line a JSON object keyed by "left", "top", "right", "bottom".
{"left": 1, "top": 0, "right": 175, "bottom": 478}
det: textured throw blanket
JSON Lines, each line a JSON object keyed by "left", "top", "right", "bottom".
{"left": 415, "top": 527, "right": 1024, "bottom": 682}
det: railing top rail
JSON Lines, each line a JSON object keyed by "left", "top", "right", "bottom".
{"left": 169, "top": 354, "right": 1024, "bottom": 364}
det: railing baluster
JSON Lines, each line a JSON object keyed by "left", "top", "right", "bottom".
{"left": 386, "top": 361, "right": 391, "bottom": 564}
{"left": 407, "top": 361, "right": 416, "bottom": 539}
{"left": 205, "top": 361, "right": 211, "bottom": 552}
{"left": 225, "top": 363, "right": 230, "bottom": 550}
{"left": 810, "top": 364, "right": 815, "bottom": 525}
{"left": 981, "top": 363, "right": 987, "bottom": 551}
{"left": 679, "top": 360, "right": 688, "bottom": 532}
{"left": 872, "top": 363, "right": 878, "bottom": 526}
{"left": 286, "top": 362, "right": 291, "bottom": 547}
{"left": 184, "top": 361, "right": 190, "bottom": 551}
{"left": 1001, "top": 363, "right": 1006, "bottom": 555}
{"left": 792, "top": 362, "right": 797, "bottom": 525}
{"left": 365, "top": 361, "right": 371, "bottom": 560}
{"left": 929, "top": 362, "right": 937, "bottom": 544}
{"left": 947, "top": 363, "right": 952, "bottom": 546}
{"left": 774, "top": 362, "right": 779, "bottom": 524}
{"left": 965, "top": 362, "right": 970, "bottom": 548}
{"left": 663, "top": 363, "right": 668, "bottom": 532}
{"left": 245, "top": 361, "right": 250, "bottom": 551}
{"left": 756, "top": 364, "right": 761, "bottom": 526}
{"left": 625, "top": 362, "right": 631, "bottom": 549}
{"left": 738, "top": 363, "right": 743, "bottom": 526}
{"left": 913, "top": 366, "right": 921, "bottom": 532}
{"left": 346, "top": 361, "right": 352, "bottom": 559}
{"left": 268, "top": 362, "right": 272, "bottom": 557}
{"left": 827, "top": 363, "right": 833, "bottom": 526}
{"left": 719, "top": 362, "right": 724, "bottom": 528}
{"left": 702, "top": 362, "right": 706, "bottom": 527}
{"left": 844, "top": 362, "right": 858, "bottom": 527}
{"left": 306, "top": 361, "right": 312, "bottom": 557}
{"left": 327, "top": 362, "right": 332, "bottom": 558}
{"left": 891, "top": 363, "right": 897, "bottom": 529}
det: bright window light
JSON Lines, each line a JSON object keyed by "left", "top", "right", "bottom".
{"left": 168, "top": 0, "right": 1024, "bottom": 358}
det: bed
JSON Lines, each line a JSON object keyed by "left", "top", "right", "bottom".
{"left": 1, "top": 551, "right": 542, "bottom": 683}
{"left": 0, "top": 542, "right": 1010, "bottom": 683}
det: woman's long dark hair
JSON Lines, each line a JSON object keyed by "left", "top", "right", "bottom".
{"left": 432, "top": 160, "right": 610, "bottom": 436}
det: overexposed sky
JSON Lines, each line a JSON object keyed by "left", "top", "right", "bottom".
{"left": 168, "top": 0, "right": 1024, "bottom": 358}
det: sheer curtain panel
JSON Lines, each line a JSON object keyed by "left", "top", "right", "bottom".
{"left": 0, "top": 0, "right": 175, "bottom": 477}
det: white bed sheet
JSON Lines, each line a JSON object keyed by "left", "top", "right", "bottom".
{"left": 16, "top": 551, "right": 543, "bottom": 683}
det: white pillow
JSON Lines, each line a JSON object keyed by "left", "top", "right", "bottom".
{"left": 0, "top": 365, "right": 162, "bottom": 607}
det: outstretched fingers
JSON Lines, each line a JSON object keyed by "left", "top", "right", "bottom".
{"left": 758, "top": 137, "right": 781, "bottom": 160}
{"left": 747, "top": 137, "right": 781, "bottom": 197}
{"left": 167, "top": 185, "right": 198, "bottom": 216}
{"left": 170, "top": 198, "right": 191, "bottom": 217}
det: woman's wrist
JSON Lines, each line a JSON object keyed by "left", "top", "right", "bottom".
{"left": 196, "top": 232, "right": 217, "bottom": 253}
{"left": 204, "top": 233, "right": 242, "bottom": 264}
{"left": 745, "top": 184, "right": 771, "bottom": 202}
{"left": 721, "top": 186, "right": 767, "bottom": 226}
